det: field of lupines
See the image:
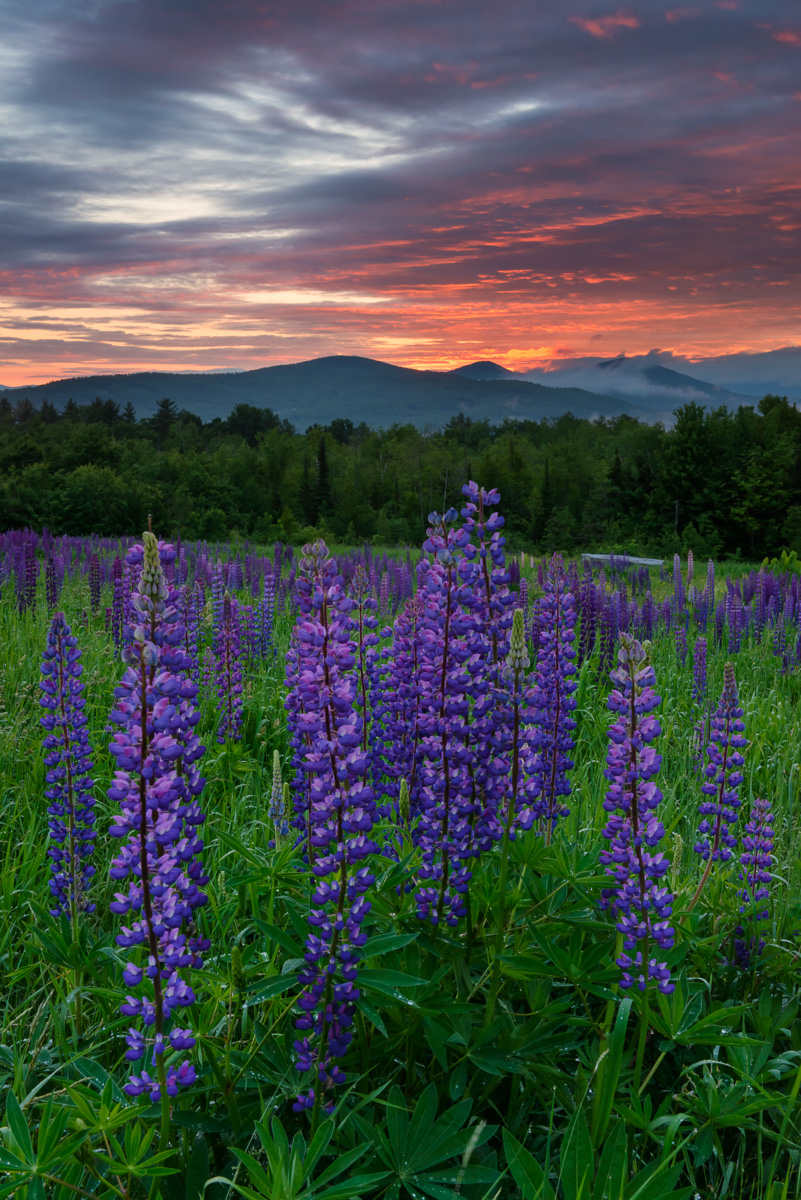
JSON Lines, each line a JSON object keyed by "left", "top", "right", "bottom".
{"left": 2, "top": 486, "right": 801, "bottom": 1200}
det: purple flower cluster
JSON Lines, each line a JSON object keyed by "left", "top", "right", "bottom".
{"left": 524, "top": 553, "right": 577, "bottom": 840}
{"left": 215, "top": 593, "right": 244, "bottom": 743}
{"left": 412, "top": 508, "right": 479, "bottom": 927}
{"left": 694, "top": 662, "right": 746, "bottom": 867}
{"left": 40, "top": 613, "right": 97, "bottom": 920}
{"left": 107, "top": 532, "right": 209, "bottom": 1102}
{"left": 89, "top": 553, "right": 101, "bottom": 614}
{"left": 733, "top": 796, "right": 773, "bottom": 969}
{"left": 459, "top": 482, "right": 514, "bottom": 850}
{"left": 376, "top": 594, "right": 425, "bottom": 815}
{"left": 286, "top": 540, "right": 377, "bottom": 1115}
{"left": 599, "top": 635, "right": 674, "bottom": 995}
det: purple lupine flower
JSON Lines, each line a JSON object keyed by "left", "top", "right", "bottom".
{"left": 692, "top": 637, "right": 707, "bottom": 707}
{"left": 377, "top": 595, "right": 425, "bottom": 815}
{"left": 260, "top": 570, "right": 276, "bottom": 658}
{"left": 412, "top": 508, "right": 479, "bottom": 926}
{"left": 675, "top": 621, "right": 687, "bottom": 667}
{"left": 89, "top": 553, "right": 101, "bottom": 614}
{"left": 111, "top": 556, "right": 125, "bottom": 653}
{"left": 349, "top": 565, "right": 380, "bottom": 773}
{"left": 45, "top": 557, "right": 60, "bottom": 611}
{"left": 523, "top": 553, "right": 577, "bottom": 842}
{"left": 599, "top": 634, "right": 674, "bottom": 995}
{"left": 691, "top": 636, "right": 708, "bottom": 764}
{"left": 690, "top": 662, "right": 746, "bottom": 905}
{"left": 108, "top": 531, "right": 208, "bottom": 1102}
{"left": 640, "top": 591, "right": 656, "bottom": 642}
{"left": 726, "top": 589, "right": 743, "bottom": 654}
{"left": 288, "top": 539, "right": 377, "bottom": 1116}
{"left": 597, "top": 595, "right": 617, "bottom": 681}
{"left": 459, "top": 481, "right": 515, "bottom": 851}
{"left": 733, "top": 796, "right": 773, "bottom": 969}
{"left": 577, "top": 567, "right": 597, "bottom": 666}
{"left": 215, "top": 594, "right": 244, "bottom": 743}
{"left": 40, "top": 613, "right": 97, "bottom": 921}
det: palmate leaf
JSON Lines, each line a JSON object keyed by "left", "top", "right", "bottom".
{"left": 501, "top": 1130, "right": 556, "bottom": 1200}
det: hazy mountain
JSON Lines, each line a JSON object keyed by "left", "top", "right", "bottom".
{"left": 450, "top": 353, "right": 759, "bottom": 412}
{"left": 1, "top": 354, "right": 661, "bottom": 429}
{"left": 492, "top": 348, "right": 801, "bottom": 406}
{"left": 657, "top": 346, "right": 801, "bottom": 400}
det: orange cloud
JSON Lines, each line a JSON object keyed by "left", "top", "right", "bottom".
{"left": 569, "top": 11, "right": 640, "bottom": 39}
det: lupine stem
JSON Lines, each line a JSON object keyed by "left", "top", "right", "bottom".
{"left": 485, "top": 663, "right": 522, "bottom": 1026}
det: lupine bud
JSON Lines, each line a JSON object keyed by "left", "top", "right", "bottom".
{"left": 399, "top": 778, "right": 410, "bottom": 824}
{"left": 231, "top": 944, "right": 246, "bottom": 992}
{"left": 507, "top": 608, "right": 530, "bottom": 672}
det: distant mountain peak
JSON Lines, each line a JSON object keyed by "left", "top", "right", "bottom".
{"left": 597, "top": 354, "right": 627, "bottom": 370}
{"left": 449, "top": 360, "right": 520, "bottom": 380}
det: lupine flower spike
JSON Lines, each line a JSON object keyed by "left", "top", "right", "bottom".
{"left": 599, "top": 635, "right": 674, "bottom": 996}
{"left": 688, "top": 662, "right": 746, "bottom": 912}
{"left": 524, "top": 553, "right": 578, "bottom": 844}
{"left": 287, "top": 540, "right": 377, "bottom": 1122}
{"left": 733, "top": 796, "right": 773, "bottom": 970}
{"left": 107, "top": 532, "right": 209, "bottom": 1106}
{"left": 40, "top": 613, "right": 97, "bottom": 925}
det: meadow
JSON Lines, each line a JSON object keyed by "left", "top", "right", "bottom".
{"left": 1, "top": 495, "right": 801, "bottom": 1200}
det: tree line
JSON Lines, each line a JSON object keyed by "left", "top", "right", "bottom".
{"left": 1, "top": 391, "right": 799, "bottom": 558}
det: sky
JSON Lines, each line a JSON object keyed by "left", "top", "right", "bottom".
{"left": 1, "top": 0, "right": 800, "bottom": 387}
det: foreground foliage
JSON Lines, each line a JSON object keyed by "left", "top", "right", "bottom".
{"left": 1, "top": 520, "right": 801, "bottom": 1198}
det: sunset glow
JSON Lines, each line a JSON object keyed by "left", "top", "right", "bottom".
{"left": 1, "top": 0, "right": 800, "bottom": 387}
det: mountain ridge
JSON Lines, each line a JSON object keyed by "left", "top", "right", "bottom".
{"left": 1, "top": 351, "right": 790, "bottom": 431}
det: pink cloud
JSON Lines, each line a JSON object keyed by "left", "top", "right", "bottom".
{"left": 568, "top": 12, "right": 640, "bottom": 39}
{"left": 772, "top": 30, "right": 801, "bottom": 46}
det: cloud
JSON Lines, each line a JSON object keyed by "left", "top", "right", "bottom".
{"left": 568, "top": 12, "right": 641, "bottom": 39}
{"left": 0, "top": 0, "right": 799, "bottom": 384}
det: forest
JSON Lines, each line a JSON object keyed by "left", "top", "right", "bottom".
{"left": 1, "top": 390, "right": 800, "bottom": 558}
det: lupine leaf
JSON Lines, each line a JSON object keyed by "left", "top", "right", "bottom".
{"left": 502, "top": 1129, "right": 556, "bottom": 1200}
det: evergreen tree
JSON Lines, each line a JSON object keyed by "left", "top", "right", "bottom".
{"left": 151, "top": 398, "right": 178, "bottom": 443}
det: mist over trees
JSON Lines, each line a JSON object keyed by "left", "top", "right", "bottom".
{"left": 1, "top": 392, "right": 800, "bottom": 559}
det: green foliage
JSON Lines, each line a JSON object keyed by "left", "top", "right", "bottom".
{"left": 761, "top": 549, "right": 801, "bottom": 575}
{"left": 3, "top": 392, "right": 801, "bottom": 553}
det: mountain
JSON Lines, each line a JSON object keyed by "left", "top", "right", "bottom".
{"left": 470, "top": 349, "right": 801, "bottom": 407}
{"left": 511, "top": 353, "right": 760, "bottom": 411}
{"left": 1, "top": 355, "right": 661, "bottom": 429}
{"left": 447, "top": 360, "right": 520, "bottom": 380}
